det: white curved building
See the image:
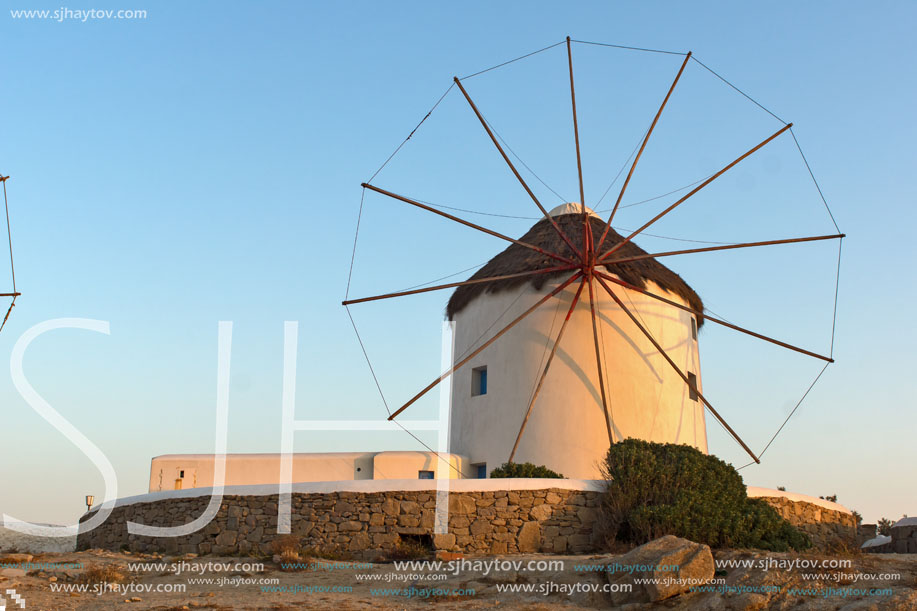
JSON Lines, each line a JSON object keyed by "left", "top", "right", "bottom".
{"left": 448, "top": 205, "right": 706, "bottom": 479}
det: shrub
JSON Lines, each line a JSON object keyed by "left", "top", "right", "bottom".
{"left": 277, "top": 549, "right": 303, "bottom": 571}
{"left": 270, "top": 534, "right": 301, "bottom": 557}
{"left": 742, "top": 498, "right": 811, "bottom": 551}
{"left": 600, "top": 439, "right": 810, "bottom": 551}
{"left": 877, "top": 518, "right": 893, "bottom": 536}
{"left": 76, "top": 563, "right": 129, "bottom": 584}
{"left": 384, "top": 538, "right": 432, "bottom": 561}
{"left": 489, "top": 462, "right": 564, "bottom": 479}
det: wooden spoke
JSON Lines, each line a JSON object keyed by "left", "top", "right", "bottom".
{"left": 602, "top": 123, "right": 793, "bottom": 260}
{"left": 594, "top": 270, "right": 833, "bottom": 363}
{"left": 509, "top": 275, "right": 587, "bottom": 462}
{"left": 388, "top": 272, "right": 583, "bottom": 421}
{"left": 0, "top": 296, "right": 15, "bottom": 334}
{"left": 599, "top": 233, "right": 845, "bottom": 264}
{"left": 593, "top": 274, "right": 760, "bottom": 463}
{"left": 565, "top": 36, "right": 586, "bottom": 217}
{"left": 596, "top": 52, "right": 692, "bottom": 251}
{"left": 453, "top": 77, "right": 584, "bottom": 261}
{"left": 362, "top": 183, "right": 576, "bottom": 265}
{"left": 342, "top": 265, "right": 577, "bottom": 306}
{"left": 587, "top": 274, "right": 615, "bottom": 447}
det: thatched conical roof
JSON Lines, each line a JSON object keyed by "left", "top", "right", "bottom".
{"left": 446, "top": 207, "right": 703, "bottom": 323}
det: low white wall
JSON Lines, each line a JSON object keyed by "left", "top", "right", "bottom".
{"left": 148, "top": 451, "right": 470, "bottom": 492}
{"left": 746, "top": 486, "right": 851, "bottom": 514}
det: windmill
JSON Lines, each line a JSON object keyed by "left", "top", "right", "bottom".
{"left": 0, "top": 173, "right": 17, "bottom": 334}
{"left": 343, "top": 38, "right": 843, "bottom": 476}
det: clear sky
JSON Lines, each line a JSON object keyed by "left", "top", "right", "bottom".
{"left": 0, "top": 1, "right": 914, "bottom": 527}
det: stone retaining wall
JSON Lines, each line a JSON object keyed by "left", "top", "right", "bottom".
{"left": 77, "top": 488, "right": 855, "bottom": 555}
{"left": 78, "top": 489, "right": 602, "bottom": 557}
{"left": 755, "top": 496, "right": 857, "bottom": 550}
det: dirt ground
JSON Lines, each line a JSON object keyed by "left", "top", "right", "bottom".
{"left": 1, "top": 548, "right": 915, "bottom": 610}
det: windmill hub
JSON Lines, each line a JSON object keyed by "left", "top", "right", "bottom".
{"left": 547, "top": 202, "right": 600, "bottom": 218}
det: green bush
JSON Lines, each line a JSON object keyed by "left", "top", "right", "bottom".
{"left": 600, "top": 439, "right": 810, "bottom": 551}
{"left": 489, "top": 462, "right": 564, "bottom": 479}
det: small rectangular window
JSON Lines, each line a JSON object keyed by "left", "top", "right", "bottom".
{"left": 471, "top": 366, "right": 488, "bottom": 396}
{"left": 691, "top": 317, "right": 697, "bottom": 340}
{"left": 418, "top": 470, "right": 434, "bottom": 480}
{"left": 473, "top": 463, "right": 487, "bottom": 479}
{"left": 179, "top": 470, "right": 184, "bottom": 478}
{"left": 687, "top": 372, "right": 699, "bottom": 401}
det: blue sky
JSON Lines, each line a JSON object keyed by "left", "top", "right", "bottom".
{"left": 0, "top": 1, "right": 914, "bottom": 526}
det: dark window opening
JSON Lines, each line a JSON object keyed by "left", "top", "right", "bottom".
{"left": 179, "top": 470, "right": 184, "bottom": 478}
{"left": 418, "top": 470, "right": 434, "bottom": 479}
{"left": 471, "top": 366, "right": 488, "bottom": 396}
{"left": 688, "top": 372, "right": 699, "bottom": 401}
{"left": 474, "top": 463, "right": 487, "bottom": 479}
{"left": 691, "top": 317, "right": 697, "bottom": 340}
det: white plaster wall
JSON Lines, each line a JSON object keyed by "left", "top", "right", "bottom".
{"left": 148, "top": 453, "right": 375, "bottom": 492}
{"left": 148, "top": 452, "right": 468, "bottom": 492}
{"left": 450, "top": 274, "right": 706, "bottom": 480}
{"left": 372, "top": 451, "right": 467, "bottom": 480}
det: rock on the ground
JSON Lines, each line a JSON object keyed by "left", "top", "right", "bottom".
{"left": 607, "top": 535, "right": 714, "bottom": 604}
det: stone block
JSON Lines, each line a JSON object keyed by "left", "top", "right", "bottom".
{"left": 517, "top": 522, "right": 541, "bottom": 553}
{"left": 530, "top": 504, "right": 553, "bottom": 521}
{"left": 398, "top": 515, "right": 420, "bottom": 528}
{"left": 449, "top": 495, "right": 476, "bottom": 515}
{"left": 433, "top": 533, "right": 456, "bottom": 550}
{"left": 382, "top": 498, "right": 400, "bottom": 516}
{"left": 348, "top": 533, "right": 371, "bottom": 551}
{"left": 470, "top": 519, "right": 492, "bottom": 536}
{"left": 373, "top": 533, "right": 398, "bottom": 547}
{"left": 291, "top": 521, "right": 313, "bottom": 537}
